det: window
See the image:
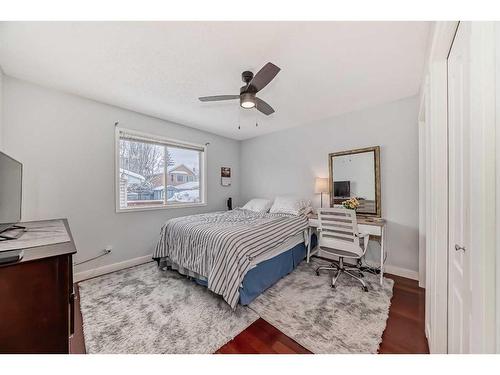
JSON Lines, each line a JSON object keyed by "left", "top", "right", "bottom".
{"left": 116, "top": 128, "right": 206, "bottom": 211}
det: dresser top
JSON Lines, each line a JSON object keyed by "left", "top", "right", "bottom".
{"left": 0, "top": 219, "right": 76, "bottom": 268}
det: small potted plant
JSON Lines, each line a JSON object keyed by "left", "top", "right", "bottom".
{"left": 342, "top": 197, "right": 360, "bottom": 211}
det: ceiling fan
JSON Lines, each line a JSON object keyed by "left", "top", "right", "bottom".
{"left": 198, "top": 62, "right": 281, "bottom": 116}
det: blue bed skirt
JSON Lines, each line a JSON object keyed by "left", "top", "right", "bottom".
{"left": 195, "top": 234, "right": 317, "bottom": 305}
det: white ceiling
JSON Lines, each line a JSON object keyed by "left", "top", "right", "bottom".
{"left": 0, "top": 22, "right": 430, "bottom": 140}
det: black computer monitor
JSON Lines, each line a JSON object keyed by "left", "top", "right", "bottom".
{"left": 334, "top": 181, "right": 350, "bottom": 197}
{"left": 0, "top": 151, "right": 23, "bottom": 235}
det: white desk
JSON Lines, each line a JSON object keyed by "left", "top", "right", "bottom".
{"left": 307, "top": 215, "right": 386, "bottom": 285}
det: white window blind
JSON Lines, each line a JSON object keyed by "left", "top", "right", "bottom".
{"left": 118, "top": 129, "right": 205, "bottom": 152}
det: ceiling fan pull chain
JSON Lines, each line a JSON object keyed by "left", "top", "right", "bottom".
{"left": 237, "top": 106, "right": 241, "bottom": 130}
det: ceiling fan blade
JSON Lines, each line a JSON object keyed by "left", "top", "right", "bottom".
{"left": 199, "top": 95, "right": 239, "bottom": 102}
{"left": 248, "top": 62, "right": 281, "bottom": 92}
{"left": 255, "top": 97, "right": 275, "bottom": 116}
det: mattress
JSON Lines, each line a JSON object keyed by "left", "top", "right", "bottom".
{"left": 153, "top": 209, "right": 309, "bottom": 308}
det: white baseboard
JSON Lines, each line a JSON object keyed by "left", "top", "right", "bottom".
{"left": 384, "top": 264, "right": 419, "bottom": 281}
{"left": 74, "top": 254, "right": 153, "bottom": 282}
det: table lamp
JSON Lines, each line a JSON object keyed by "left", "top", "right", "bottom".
{"left": 314, "top": 177, "right": 329, "bottom": 208}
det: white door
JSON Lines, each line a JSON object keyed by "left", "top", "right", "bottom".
{"left": 447, "top": 22, "right": 471, "bottom": 354}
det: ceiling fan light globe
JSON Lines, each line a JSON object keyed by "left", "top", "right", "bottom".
{"left": 241, "top": 101, "right": 255, "bottom": 109}
{"left": 240, "top": 93, "right": 256, "bottom": 109}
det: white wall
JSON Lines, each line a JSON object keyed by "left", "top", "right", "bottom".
{"left": 0, "top": 68, "right": 3, "bottom": 149}
{"left": 240, "top": 96, "right": 420, "bottom": 273}
{"left": 1, "top": 76, "right": 240, "bottom": 273}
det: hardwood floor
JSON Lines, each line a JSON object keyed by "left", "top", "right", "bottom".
{"left": 378, "top": 274, "right": 428, "bottom": 354}
{"left": 70, "top": 273, "right": 429, "bottom": 354}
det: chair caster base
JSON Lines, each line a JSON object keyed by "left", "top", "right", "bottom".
{"left": 316, "top": 271, "right": 320, "bottom": 276}
{"left": 363, "top": 286, "right": 368, "bottom": 292}
{"left": 331, "top": 284, "right": 336, "bottom": 289}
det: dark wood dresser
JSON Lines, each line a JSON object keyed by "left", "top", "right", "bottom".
{"left": 0, "top": 219, "right": 77, "bottom": 353}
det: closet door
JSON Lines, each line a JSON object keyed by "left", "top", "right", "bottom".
{"left": 447, "top": 22, "right": 471, "bottom": 354}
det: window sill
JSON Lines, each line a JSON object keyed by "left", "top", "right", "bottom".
{"left": 116, "top": 202, "right": 207, "bottom": 213}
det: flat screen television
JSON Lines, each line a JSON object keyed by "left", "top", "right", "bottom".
{"left": 0, "top": 152, "right": 22, "bottom": 235}
{"left": 334, "top": 180, "right": 350, "bottom": 197}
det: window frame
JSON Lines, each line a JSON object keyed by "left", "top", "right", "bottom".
{"left": 115, "top": 127, "right": 207, "bottom": 213}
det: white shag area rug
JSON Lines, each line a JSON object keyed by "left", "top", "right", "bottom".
{"left": 249, "top": 259, "right": 394, "bottom": 353}
{"left": 79, "top": 259, "right": 393, "bottom": 354}
{"left": 78, "top": 262, "right": 258, "bottom": 354}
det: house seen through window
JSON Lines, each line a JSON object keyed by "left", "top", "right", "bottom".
{"left": 117, "top": 129, "right": 204, "bottom": 210}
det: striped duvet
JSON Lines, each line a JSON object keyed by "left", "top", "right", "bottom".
{"left": 153, "top": 209, "right": 309, "bottom": 308}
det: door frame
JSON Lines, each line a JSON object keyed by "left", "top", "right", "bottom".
{"left": 419, "top": 21, "right": 458, "bottom": 354}
{"left": 418, "top": 114, "right": 426, "bottom": 289}
{"left": 496, "top": 22, "right": 500, "bottom": 354}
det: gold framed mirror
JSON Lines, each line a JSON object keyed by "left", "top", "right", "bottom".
{"left": 328, "top": 146, "right": 381, "bottom": 217}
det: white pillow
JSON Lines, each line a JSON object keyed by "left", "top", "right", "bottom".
{"left": 269, "top": 196, "right": 312, "bottom": 216}
{"left": 241, "top": 198, "right": 273, "bottom": 213}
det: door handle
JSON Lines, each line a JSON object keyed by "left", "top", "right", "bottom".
{"left": 455, "top": 244, "right": 466, "bottom": 252}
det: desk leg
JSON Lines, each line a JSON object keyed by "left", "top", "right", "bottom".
{"left": 380, "top": 225, "right": 385, "bottom": 285}
{"left": 307, "top": 227, "right": 311, "bottom": 263}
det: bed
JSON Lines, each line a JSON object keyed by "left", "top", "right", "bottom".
{"left": 153, "top": 208, "right": 311, "bottom": 308}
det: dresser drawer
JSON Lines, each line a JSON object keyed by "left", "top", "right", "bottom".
{"left": 0, "top": 254, "right": 72, "bottom": 353}
{"left": 358, "top": 223, "right": 382, "bottom": 236}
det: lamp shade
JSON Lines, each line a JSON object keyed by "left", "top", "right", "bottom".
{"left": 314, "top": 177, "right": 329, "bottom": 194}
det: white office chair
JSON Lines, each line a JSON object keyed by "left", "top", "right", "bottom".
{"left": 315, "top": 208, "right": 370, "bottom": 291}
